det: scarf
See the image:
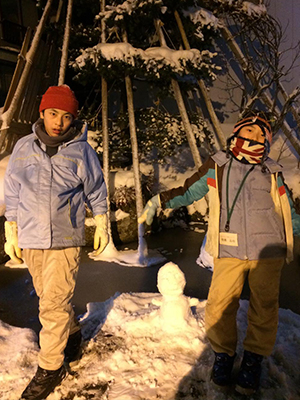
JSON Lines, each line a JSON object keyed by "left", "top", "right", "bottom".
{"left": 33, "top": 118, "right": 82, "bottom": 147}
{"left": 229, "top": 136, "right": 265, "bottom": 164}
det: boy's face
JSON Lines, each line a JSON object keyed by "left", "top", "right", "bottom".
{"left": 40, "top": 108, "right": 74, "bottom": 137}
{"left": 238, "top": 124, "right": 265, "bottom": 144}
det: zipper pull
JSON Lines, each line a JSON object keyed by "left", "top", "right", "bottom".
{"left": 225, "top": 221, "right": 230, "bottom": 232}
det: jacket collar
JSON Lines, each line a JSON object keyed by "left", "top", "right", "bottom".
{"left": 211, "top": 150, "right": 283, "bottom": 173}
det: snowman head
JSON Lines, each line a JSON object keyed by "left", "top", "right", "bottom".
{"left": 157, "top": 262, "right": 186, "bottom": 296}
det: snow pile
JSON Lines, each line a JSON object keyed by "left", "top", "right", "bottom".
{"left": 89, "top": 237, "right": 166, "bottom": 267}
{"left": 75, "top": 42, "right": 137, "bottom": 69}
{"left": 143, "top": 46, "right": 205, "bottom": 70}
{"left": 203, "top": 0, "right": 267, "bottom": 17}
{"left": 0, "top": 321, "right": 39, "bottom": 399}
{"left": 242, "top": 1, "right": 267, "bottom": 17}
{"left": 98, "top": 0, "right": 163, "bottom": 22}
{"left": 1, "top": 286, "right": 300, "bottom": 400}
{"left": 185, "top": 7, "right": 220, "bottom": 40}
{"left": 74, "top": 43, "right": 219, "bottom": 79}
{"left": 97, "top": 0, "right": 267, "bottom": 24}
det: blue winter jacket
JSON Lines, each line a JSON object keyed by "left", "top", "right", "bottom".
{"left": 4, "top": 122, "right": 107, "bottom": 249}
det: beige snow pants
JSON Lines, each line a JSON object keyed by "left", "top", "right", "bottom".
{"left": 23, "top": 247, "right": 81, "bottom": 370}
{"left": 205, "top": 257, "right": 284, "bottom": 357}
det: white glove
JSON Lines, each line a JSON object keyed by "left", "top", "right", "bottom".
{"left": 138, "top": 194, "right": 161, "bottom": 225}
{"left": 93, "top": 214, "right": 109, "bottom": 255}
{"left": 4, "top": 221, "right": 23, "bottom": 264}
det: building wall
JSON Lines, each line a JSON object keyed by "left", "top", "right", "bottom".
{"left": 0, "top": 0, "right": 38, "bottom": 106}
{"left": 21, "top": 0, "right": 39, "bottom": 30}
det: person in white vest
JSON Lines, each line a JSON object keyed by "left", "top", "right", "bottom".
{"left": 139, "top": 111, "right": 300, "bottom": 395}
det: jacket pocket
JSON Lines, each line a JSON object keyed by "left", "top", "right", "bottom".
{"left": 68, "top": 198, "right": 76, "bottom": 228}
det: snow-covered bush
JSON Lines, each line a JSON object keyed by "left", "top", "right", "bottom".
{"left": 112, "top": 185, "right": 137, "bottom": 212}
{"left": 73, "top": 43, "right": 220, "bottom": 83}
{"left": 89, "top": 108, "right": 214, "bottom": 167}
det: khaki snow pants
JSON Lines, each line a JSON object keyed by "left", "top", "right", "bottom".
{"left": 23, "top": 247, "right": 81, "bottom": 370}
{"left": 205, "top": 257, "right": 284, "bottom": 357}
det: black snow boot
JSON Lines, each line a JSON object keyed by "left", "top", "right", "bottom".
{"left": 64, "top": 329, "right": 82, "bottom": 365}
{"left": 21, "top": 365, "right": 66, "bottom": 400}
{"left": 211, "top": 352, "right": 236, "bottom": 387}
{"left": 235, "top": 350, "right": 263, "bottom": 395}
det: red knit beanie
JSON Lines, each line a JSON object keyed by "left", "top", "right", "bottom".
{"left": 39, "top": 85, "right": 79, "bottom": 118}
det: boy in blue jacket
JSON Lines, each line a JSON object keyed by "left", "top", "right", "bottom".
{"left": 139, "top": 112, "right": 300, "bottom": 395}
{"left": 4, "top": 85, "right": 108, "bottom": 400}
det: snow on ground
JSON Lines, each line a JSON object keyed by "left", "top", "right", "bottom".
{"left": 1, "top": 286, "right": 300, "bottom": 400}
{"left": 89, "top": 240, "right": 166, "bottom": 267}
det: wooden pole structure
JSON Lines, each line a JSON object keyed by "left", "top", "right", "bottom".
{"left": 124, "top": 74, "right": 144, "bottom": 219}
{"left": 221, "top": 24, "right": 300, "bottom": 156}
{"left": 155, "top": 19, "right": 202, "bottom": 168}
{"left": 100, "top": 0, "right": 113, "bottom": 240}
{"left": 174, "top": 10, "right": 226, "bottom": 149}
{"left": 58, "top": 0, "right": 73, "bottom": 85}
{"left": 122, "top": 31, "right": 147, "bottom": 263}
{"left": 0, "top": 0, "right": 54, "bottom": 151}
{"left": 55, "top": 0, "right": 64, "bottom": 24}
{"left": 2, "top": 28, "right": 32, "bottom": 114}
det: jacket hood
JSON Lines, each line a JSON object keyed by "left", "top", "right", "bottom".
{"left": 69, "top": 120, "right": 88, "bottom": 143}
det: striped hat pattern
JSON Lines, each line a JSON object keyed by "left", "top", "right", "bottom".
{"left": 233, "top": 115, "right": 272, "bottom": 148}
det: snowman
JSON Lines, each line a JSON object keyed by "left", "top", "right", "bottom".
{"left": 152, "top": 262, "right": 199, "bottom": 332}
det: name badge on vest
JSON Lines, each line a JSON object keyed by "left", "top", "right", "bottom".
{"left": 219, "top": 232, "right": 238, "bottom": 247}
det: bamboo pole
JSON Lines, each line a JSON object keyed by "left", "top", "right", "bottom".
{"left": 2, "top": 27, "right": 32, "bottom": 114}
{"left": 100, "top": 0, "right": 112, "bottom": 239}
{"left": 221, "top": 24, "right": 300, "bottom": 156}
{"left": 174, "top": 10, "right": 226, "bottom": 149}
{"left": 155, "top": 19, "right": 202, "bottom": 168}
{"left": 55, "top": 0, "right": 64, "bottom": 24}
{"left": 58, "top": 0, "right": 73, "bottom": 85}
{"left": 124, "top": 75, "right": 144, "bottom": 218}
{"left": 122, "top": 31, "right": 147, "bottom": 263}
{"left": 0, "top": 0, "right": 54, "bottom": 151}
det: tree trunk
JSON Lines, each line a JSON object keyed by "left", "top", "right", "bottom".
{"left": 58, "top": 0, "right": 73, "bottom": 85}
{"left": 55, "top": 0, "right": 64, "bottom": 23}
{"left": 2, "top": 28, "right": 32, "bottom": 114}
{"left": 171, "top": 80, "right": 202, "bottom": 168}
{"left": 155, "top": 19, "right": 202, "bottom": 168}
{"left": 124, "top": 76, "right": 144, "bottom": 217}
{"left": 0, "top": 0, "right": 53, "bottom": 150}
{"left": 174, "top": 10, "right": 226, "bottom": 149}
{"left": 125, "top": 74, "right": 147, "bottom": 263}
{"left": 100, "top": 0, "right": 113, "bottom": 239}
{"left": 122, "top": 30, "right": 147, "bottom": 263}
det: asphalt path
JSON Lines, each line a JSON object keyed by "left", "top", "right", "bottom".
{"left": 0, "top": 224, "right": 299, "bottom": 335}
